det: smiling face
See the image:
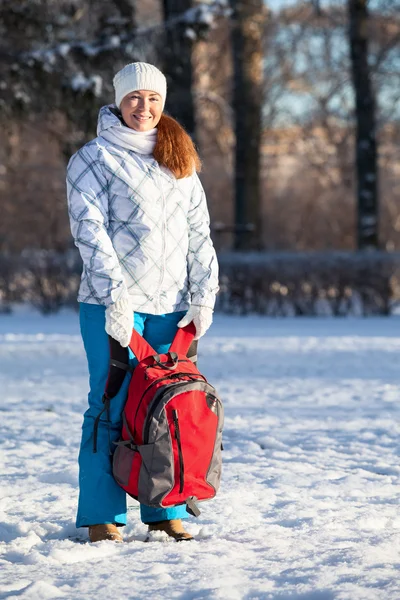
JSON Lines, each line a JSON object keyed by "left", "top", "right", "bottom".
{"left": 120, "top": 89, "right": 163, "bottom": 132}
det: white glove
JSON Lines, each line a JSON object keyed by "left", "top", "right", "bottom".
{"left": 105, "top": 295, "right": 134, "bottom": 347}
{"left": 177, "top": 305, "right": 213, "bottom": 340}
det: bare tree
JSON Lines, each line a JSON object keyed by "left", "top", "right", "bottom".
{"left": 0, "top": 0, "right": 157, "bottom": 253}
{"left": 259, "top": 1, "right": 400, "bottom": 251}
{"left": 348, "top": 0, "right": 379, "bottom": 249}
{"left": 112, "top": 0, "right": 136, "bottom": 26}
{"left": 230, "top": 0, "right": 266, "bottom": 249}
{"left": 161, "top": 1, "right": 229, "bottom": 137}
{"left": 162, "top": 0, "right": 196, "bottom": 136}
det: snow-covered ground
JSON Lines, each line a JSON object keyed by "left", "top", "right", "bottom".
{"left": 1, "top": 308, "right": 400, "bottom": 600}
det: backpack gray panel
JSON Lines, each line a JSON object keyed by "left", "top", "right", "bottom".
{"left": 137, "top": 413, "right": 175, "bottom": 506}
{"left": 144, "top": 381, "right": 217, "bottom": 443}
{"left": 113, "top": 444, "right": 136, "bottom": 487}
{"left": 139, "top": 381, "right": 222, "bottom": 507}
{"left": 206, "top": 398, "right": 224, "bottom": 492}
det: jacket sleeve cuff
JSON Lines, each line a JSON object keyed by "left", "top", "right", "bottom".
{"left": 104, "top": 285, "right": 130, "bottom": 307}
{"left": 190, "top": 293, "right": 216, "bottom": 311}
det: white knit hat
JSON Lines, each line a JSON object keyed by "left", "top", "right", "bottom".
{"left": 113, "top": 62, "right": 167, "bottom": 109}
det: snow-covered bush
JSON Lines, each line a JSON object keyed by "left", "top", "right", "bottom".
{"left": 23, "top": 250, "right": 82, "bottom": 314}
{"left": 1, "top": 250, "right": 82, "bottom": 314}
{"left": 1, "top": 250, "right": 400, "bottom": 315}
{"left": 216, "top": 251, "right": 400, "bottom": 316}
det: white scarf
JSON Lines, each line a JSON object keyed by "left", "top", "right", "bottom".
{"left": 101, "top": 123, "right": 157, "bottom": 155}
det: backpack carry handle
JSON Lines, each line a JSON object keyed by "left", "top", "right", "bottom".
{"left": 169, "top": 322, "right": 196, "bottom": 356}
{"left": 95, "top": 323, "right": 196, "bottom": 453}
{"left": 153, "top": 352, "right": 179, "bottom": 370}
{"left": 103, "top": 322, "right": 196, "bottom": 406}
{"left": 128, "top": 322, "right": 195, "bottom": 361}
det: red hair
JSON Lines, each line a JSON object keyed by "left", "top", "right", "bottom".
{"left": 154, "top": 114, "right": 201, "bottom": 179}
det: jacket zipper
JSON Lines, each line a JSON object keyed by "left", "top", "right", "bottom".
{"left": 156, "top": 166, "right": 167, "bottom": 310}
{"left": 173, "top": 409, "right": 184, "bottom": 493}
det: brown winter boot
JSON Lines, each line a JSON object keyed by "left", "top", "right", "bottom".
{"left": 88, "top": 524, "right": 123, "bottom": 543}
{"left": 145, "top": 519, "right": 193, "bottom": 542}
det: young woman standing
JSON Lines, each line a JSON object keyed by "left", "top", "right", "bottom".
{"left": 66, "top": 62, "right": 218, "bottom": 543}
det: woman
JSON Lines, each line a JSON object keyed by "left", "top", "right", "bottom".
{"left": 66, "top": 62, "right": 219, "bottom": 543}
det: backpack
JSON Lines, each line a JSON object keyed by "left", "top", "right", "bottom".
{"left": 96, "top": 323, "right": 223, "bottom": 518}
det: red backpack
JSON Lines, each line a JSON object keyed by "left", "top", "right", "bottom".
{"left": 97, "top": 323, "right": 223, "bottom": 517}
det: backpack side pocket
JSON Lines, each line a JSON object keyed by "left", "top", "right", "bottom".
{"left": 113, "top": 443, "right": 139, "bottom": 489}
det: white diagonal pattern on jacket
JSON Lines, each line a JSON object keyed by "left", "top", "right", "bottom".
{"left": 66, "top": 105, "right": 219, "bottom": 314}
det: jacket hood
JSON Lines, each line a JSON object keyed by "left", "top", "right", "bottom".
{"left": 97, "top": 104, "right": 124, "bottom": 137}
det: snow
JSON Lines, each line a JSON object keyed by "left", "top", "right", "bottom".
{"left": 1, "top": 308, "right": 400, "bottom": 599}
{"left": 70, "top": 73, "right": 103, "bottom": 96}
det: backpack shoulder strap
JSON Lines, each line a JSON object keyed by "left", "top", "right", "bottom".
{"left": 105, "top": 336, "right": 132, "bottom": 399}
{"left": 128, "top": 328, "right": 156, "bottom": 361}
{"left": 95, "top": 330, "right": 157, "bottom": 454}
{"left": 104, "top": 330, "right": 156, "bottom": 400}
{"left": 169, "top": 322, "right": 196, "bottom": 356}
{"left": 104, "top": 325, "right": 193, "bottom": 403}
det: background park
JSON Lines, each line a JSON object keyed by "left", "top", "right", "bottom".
{"left": 1, "top": 1, "right": 400, "bottom": 599}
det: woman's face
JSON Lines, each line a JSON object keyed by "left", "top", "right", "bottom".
{"left": 120, "top": 89, "right": 163, "bottom": 132}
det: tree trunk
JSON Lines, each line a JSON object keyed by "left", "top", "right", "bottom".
{"left": 112, "top": 0, "right": 136, "bottom": 26}
{"left": 162, "top": 0, "right": 196, "bottom": 138}
{"left": 230, "top": 0, "right": 265, "bottom": 250}
{"left": 348, "top": 0, "right": 379, "bottom": 250}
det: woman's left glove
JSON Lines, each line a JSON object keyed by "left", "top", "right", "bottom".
{"left": 177, "top": 305, "right": 213, "bottom": 340}
{"left": 105, "top": 295, "right": 134, "bottom": 347}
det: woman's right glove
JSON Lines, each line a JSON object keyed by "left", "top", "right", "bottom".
{"left": 105, "top": 296, "right": 134, "bottom": 347}
{"left": 177, "top": 305, "right": 213, "bottom": 340}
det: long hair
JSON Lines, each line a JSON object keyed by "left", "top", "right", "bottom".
{"left": 154, "top": 114, "right": 201, "bottom": 179}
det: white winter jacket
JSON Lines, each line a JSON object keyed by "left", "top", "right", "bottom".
{"left": 66, "top": 106, "right": 219, "bottom": 314}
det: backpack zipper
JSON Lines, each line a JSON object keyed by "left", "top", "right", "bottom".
{"left": 142, "top": 381, "right": 218, "bottom": 444}
{"left": 142, "top": 381, "right": 197, "bottom": 444}
{"left": 132, "top": 372, "right": 205, "bottom": 439}
{"left": 173, "top": 409, "right": 184, "bottom": 493}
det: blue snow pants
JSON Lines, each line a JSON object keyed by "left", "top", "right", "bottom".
{"left": 76, "top": 302, "right": 190, "bottom": 528}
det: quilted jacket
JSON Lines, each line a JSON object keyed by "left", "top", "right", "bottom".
{"left": 66, "top": 106, "right": 219, "bottom": 314}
